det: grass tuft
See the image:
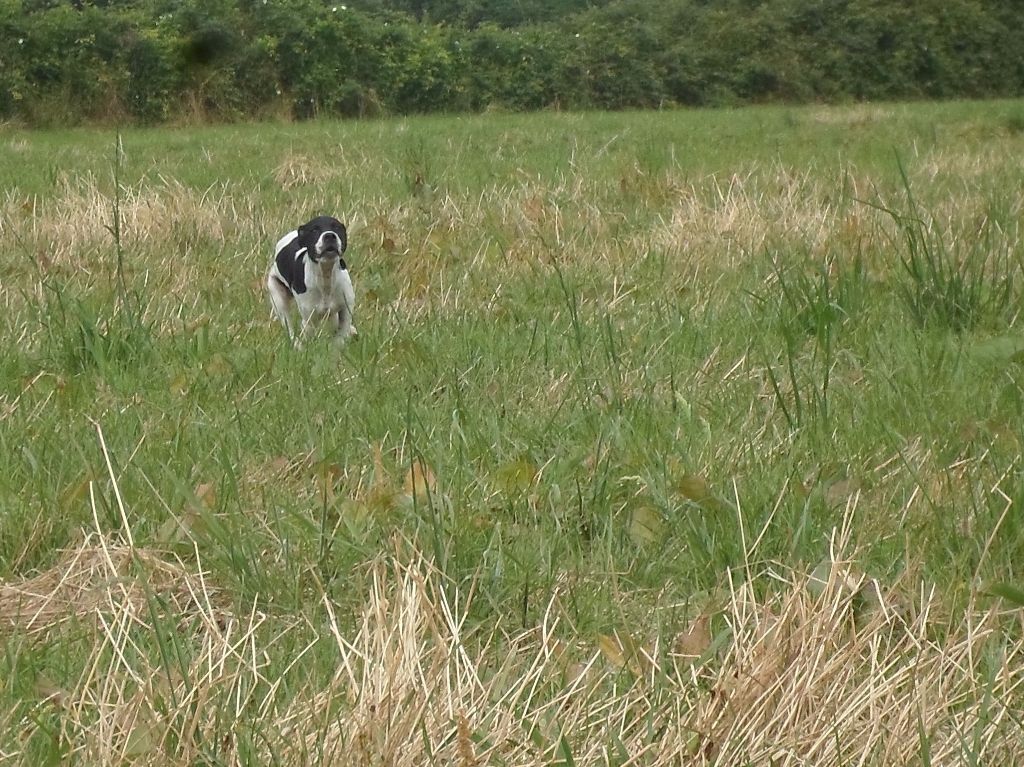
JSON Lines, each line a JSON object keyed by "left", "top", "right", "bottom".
{"left": 36, "top": 284, "right": 155, "bottom": 374}
{"left": 869, "top": 159, "right": 1021, "bottom": 331}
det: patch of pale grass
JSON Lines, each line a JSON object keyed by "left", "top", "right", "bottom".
{"left": 809, "top": 104, "right": 895, "bottom": 126}
{"left": 285, "top": 534, "right": 1024, "bottom": 766}
{"left": 918, "top": 146, "right": 1006, "bottom": 186}
{"left": 696, "top": 552, "right": 1022, "bottom": 763}
{"left": 1, "top": 173, "right": 278, "bottom": 339}
{"left": 642, "top": 164, "right": 897, "bottom": 275}
{"left": 273, "top": 152, "right": 343, "bottom": 190}
{"left": 6, "top": 507, "right": 1022, "bottom": 766}
{"left": 272, "top": 147, "right": 381, "bottom": 190}
{"left": 3, "top": 150, "right": 1015, "bottom": 326}
{"left": 0, "top": 174, "right": 258, "bottom": 279}
{"left": 0, "top": 534, "right": 220, "bottom": 640}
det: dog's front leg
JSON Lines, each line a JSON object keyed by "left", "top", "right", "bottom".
{"left": 332, "top": 309, "right": 357, "bottom": 345}
{"left": 337, "top": 307, "right": 358, "bottom": 335}
{"left": 296, "top": 309, "right": 320, "bottom": 347}
{"left": 334, "top": 271, "right": 357, "bottom": 343}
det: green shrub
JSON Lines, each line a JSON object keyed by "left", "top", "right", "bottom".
{"left": 2, "top": 0, "right": 1023, "bottom": 125}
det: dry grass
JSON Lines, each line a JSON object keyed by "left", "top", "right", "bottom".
{"left": 639, "top": 165, "right": 894, "bottom": 275}
{"left": 1, "top": 174, "right": 250, "bottom": 266}
{"left": 0, "top": 535, "right": 218, "bottom": 640}
{"left": 809, "top": 104, "right": 895, "bottom": 127}
{"left": 2, "top": 148, "right": 1016, "bottom": 311}
{"left": 3, "top": 509, "right": 1021, "bottom": 766}
{"left": 696, "top": 548, "right": 1023, "bottom": 764}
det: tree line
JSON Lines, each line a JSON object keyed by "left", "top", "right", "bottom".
{"left": 2, "top": 0, "right": 1022, "bottom": 126}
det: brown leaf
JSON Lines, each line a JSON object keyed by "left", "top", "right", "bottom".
{"left": 598, "top": 631, "right": 646, "bottom": 675}
{"left": 455, "top": 712, "right": 478, "bottom": 767}
{"left": 308, "top": 461, "right": 341, "bottom": 504}
{"left": 361, "top": 443, "right": 401, "bottom": 513}
{"left": 267, "top": 455, "right": 292, "bottom": 476}
{"left": 193, "top": 482, "right": 217, "bottom": 510}
{"left": 314, "top": 461, "right": 343, "bottom": 485}
{"left": 823, "top": 476, "right": 861, "bottom": 508}
{"left": 59, "top": 473, "right": 94, "bottom": 510}
{"left": 673, "top": 614, "right": 712, "bottom": 665}
{"left": 715, "top": 641, "right": 786, "bottom": 716}
{"left": 372, "top": 443, "right": 387, "bottom": 487}
{"left": 202, "top": 353, "right": 231, "bottom": 377}
{"left": 124, "top": 706, "right": 162, "bottom": 757}
{"left": 807, "top": 558, "right": 863, "bottom": 600}
{"left": 403, "top": 460, "right": 437, "bottom": 503}
{"left": 338, "top": 499, "right": 371, "bottom": 528}
{"left": 598, "top": 633, "right": 626, "bottom": 669}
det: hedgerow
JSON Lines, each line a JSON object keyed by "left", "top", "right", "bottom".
{"left": 2, "top": 0, "right": 1021, "bottom": 125}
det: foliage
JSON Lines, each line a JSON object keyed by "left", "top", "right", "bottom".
{"left": 0, "top": 0, "right": 1022, "bottom": 124}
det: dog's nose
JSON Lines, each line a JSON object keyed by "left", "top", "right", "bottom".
{"left": 323, "top": 232, "right": 339, "bottom": 247}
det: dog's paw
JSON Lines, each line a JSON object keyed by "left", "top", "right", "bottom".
{"left": 334, "top": 326, "right": 358, "bottom": 344}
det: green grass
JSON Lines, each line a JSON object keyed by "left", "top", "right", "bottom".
{"left": 2, "top": 99, "right": 1024, "bottom": 763}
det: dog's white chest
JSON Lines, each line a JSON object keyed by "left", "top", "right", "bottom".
{"left": 301, "top": 263, "right": 344, "bottom": 312}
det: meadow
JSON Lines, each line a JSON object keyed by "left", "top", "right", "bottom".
{"left": 2, "top": 100, "right": 1024, "bottom": 764}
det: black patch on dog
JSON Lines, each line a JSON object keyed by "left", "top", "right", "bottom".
{"left": 274, "top": 238, "right": 309, "bottom": 294}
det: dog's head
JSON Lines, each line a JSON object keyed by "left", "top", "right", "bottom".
{"left": 297, "top": 215, "right": 347, "bottom": 263}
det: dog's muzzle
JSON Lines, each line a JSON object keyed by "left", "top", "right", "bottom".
{"left": 315, "top": 231, "right": 342, "bottom": 258}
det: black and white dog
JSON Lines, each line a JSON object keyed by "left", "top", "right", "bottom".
{"left": 267, "top": 215, "right": 356, "bottom": 346}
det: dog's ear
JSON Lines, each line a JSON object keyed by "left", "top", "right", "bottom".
{"left": 338, "top": 224, "right": 348, "bottom": 252}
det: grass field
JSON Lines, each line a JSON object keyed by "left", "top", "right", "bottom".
{"left": 2, "top": 100, "right": 1024, "bottom": 764}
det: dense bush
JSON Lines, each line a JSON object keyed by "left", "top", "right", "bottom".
{"left": 1, "top": 0, "right": 1021, "bottom": 125}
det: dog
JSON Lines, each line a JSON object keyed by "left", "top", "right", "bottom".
{"left": 267, "top": 215, "right": 357, "bottom": 346}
